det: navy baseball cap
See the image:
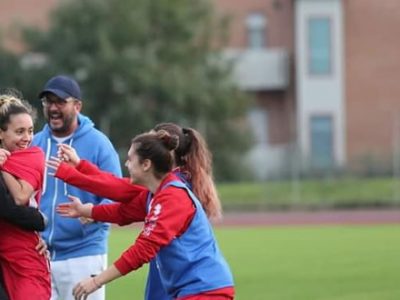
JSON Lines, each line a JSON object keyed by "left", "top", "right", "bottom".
{"left": 39, "top": 75, "right": 82, "bottom": 100}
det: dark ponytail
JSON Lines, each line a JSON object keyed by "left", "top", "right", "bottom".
{"left": 153, "top": 123, "right": 222, "bottom": 221}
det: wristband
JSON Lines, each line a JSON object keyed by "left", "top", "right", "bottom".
{"left": 91, "top": 275, "right": 102, "bottom": 289}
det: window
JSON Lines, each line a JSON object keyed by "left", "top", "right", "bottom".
{"left": 308, "top": 17, "right": 332, "bottom": 75}
{"left": 248, "top": 108, "right": 268, "bottom": 144}
{"left": 310, "top": 115, "right": 334, "bottom": 169}
{"left": 246, "top": 13, "right": 267, "bottom": 49}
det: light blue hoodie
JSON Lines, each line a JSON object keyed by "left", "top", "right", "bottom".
{"left": 33, "top": 114, "right": 122, "bottom": 261}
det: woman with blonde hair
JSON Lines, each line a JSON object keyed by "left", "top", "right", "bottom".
{"left": 0, "top": 92, "right": 50, "bottom": 300}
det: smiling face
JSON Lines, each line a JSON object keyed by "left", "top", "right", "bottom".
{"left": 42, "top": 93, "right": 81, "bottom": 137}
{"left": 0, "top": 113, "right": 34, "bottom": 151}
{"left": 125, "top": 143, "right": 150, "bottom": 186}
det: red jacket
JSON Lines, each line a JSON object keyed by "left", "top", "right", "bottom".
{"left": 56, "top": 161, "right": 234, "bottom": 299}
{"left": 0, "top": 147, "right": 50, "bottom": 300}
{"left": 56, "top": 161, "right": 195, "bottom": 273}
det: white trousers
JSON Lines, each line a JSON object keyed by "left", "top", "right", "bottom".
{"left": 50, "top": 254, "right": 107, "bottom": 300}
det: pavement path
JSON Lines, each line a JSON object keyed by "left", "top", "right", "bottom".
{"left": 218, "top": 209, "right": 400, "bottom": 227}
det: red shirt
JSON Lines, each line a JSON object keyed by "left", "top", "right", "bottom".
{"left": 1, "top": 146, "right": 44, "bottom": 204}
{"left": 0, "top": 146, "right": 50, "bottom": 299}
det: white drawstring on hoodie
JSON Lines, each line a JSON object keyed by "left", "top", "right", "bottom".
{"left": 43, "top": 137, "right": 74, "bottom": 251}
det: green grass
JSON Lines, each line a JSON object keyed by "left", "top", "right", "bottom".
{"left": 106, "top": 225, "right": 400, "bottom": 300}
{"left": 217, "top": 177, "right": 400, "bottom": 210}
{"left": 107, "top": 227, "right": 147, "bottom": 298}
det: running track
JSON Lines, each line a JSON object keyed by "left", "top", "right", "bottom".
{"left": 218, "top": 209, "right": 400, "bottom": 226}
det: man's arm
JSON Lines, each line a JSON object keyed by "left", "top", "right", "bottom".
{"left": 0, "top": 175, "right": 46, "bottom": 231}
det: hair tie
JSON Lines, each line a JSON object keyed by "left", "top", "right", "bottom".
{"left": 182, "top": 128, "right": 189, "bottom": 135}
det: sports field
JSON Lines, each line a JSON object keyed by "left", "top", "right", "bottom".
{"left": 106, "top": 218, "right": 400, "bottom": 300}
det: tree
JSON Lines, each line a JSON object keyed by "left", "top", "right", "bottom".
{"left": 19, "top": 0, "right": 252, "bottom": 181}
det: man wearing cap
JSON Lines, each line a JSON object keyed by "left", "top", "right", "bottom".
{"left": 33, "top": 75, "right": 121, "bottom": 300}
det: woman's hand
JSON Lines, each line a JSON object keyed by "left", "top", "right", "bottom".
{"left": 46, "top": 156, "right": 62, "bottom": 176}
{"left": 36, "top": 237, "right": 50, "bottom": 259}
{"left": 73, "top": 265, "right": 121, "bottom": 300}
{"left": 46, "top": 154, "right": 80, "bottom": 177}
{"left": 56, "top": 195, "right": 93, "bottom": 219}
{"left": 72, "top": 276, "right": 100, "bottom": 300}
{"left": 57, "top": 144, "right": 81, "bottom": 166}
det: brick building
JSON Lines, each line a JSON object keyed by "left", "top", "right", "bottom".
{"left": 216, "top": 0, "right": 400, "bottom": 178}
{"left": 1, "top": 0, "right": 400, "bottom": 178}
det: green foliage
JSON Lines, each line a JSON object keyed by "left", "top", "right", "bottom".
{"left": 0, "top": 50, "right": 20, "bottom": 86}
{"left": 16, "top": 0, "right": 251, "bottom": 181}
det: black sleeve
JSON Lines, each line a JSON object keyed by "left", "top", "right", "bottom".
{"left": 0, "top": 270, "right": 8, "bottom": 300}
{"left": 0, "top": 175, "right": 46, "bottom": 232}
{"left": 0, "top": 283, "right": 8, "bottom": 300}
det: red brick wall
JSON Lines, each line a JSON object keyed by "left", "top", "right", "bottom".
{"left": 214, "top": 0, "right": 294, "bottom": 49}
{"left": 0, "top": 0, "right": 58, "bottom": 52}
{"left": 214, "top": 0, "right": 296, "bottom": 145}
{"left": 345, "top": 0, "right": 400, "bottom": 166}
{"left": 256, "top": 89, "right": 296, "bottom": 144}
